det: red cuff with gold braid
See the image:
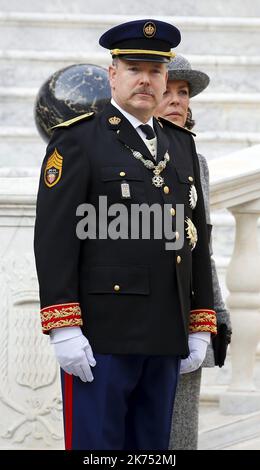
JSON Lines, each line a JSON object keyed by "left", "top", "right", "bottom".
{"left": 189, "top": 309, "right": 217, "bottom": 335}
{"left": 40, "top": 302, "right": 83, "bottom": 334}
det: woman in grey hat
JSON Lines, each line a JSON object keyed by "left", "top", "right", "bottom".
{"left": 156, "top": 55, "right": 232, "bottom": 450}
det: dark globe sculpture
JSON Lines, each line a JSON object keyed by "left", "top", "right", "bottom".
{"left": 34, "top": 64, "right": 111, "bottom": 142}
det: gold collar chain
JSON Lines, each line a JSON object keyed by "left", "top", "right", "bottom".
{"left": 126, "top": 146, "right": 170, "bottom": 188}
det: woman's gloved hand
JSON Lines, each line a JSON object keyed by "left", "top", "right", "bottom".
{"left": 180, "top": 332, "right": 210, "bottom": 374}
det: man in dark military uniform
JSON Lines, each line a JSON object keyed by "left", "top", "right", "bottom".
{"left": 34, "top": 19, "right": 217, "bottom": 450}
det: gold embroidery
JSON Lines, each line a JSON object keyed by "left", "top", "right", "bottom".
{"left": 41, "top": 304, "right": 81, "bottom": 322}
{"left": 40, "top": 303, "right": 83, "bottom": 333}
{"left": 42, "top": 318, "right": 83, "bottom": 333}
{"left": 189, "top": 310, "right": 217, "bottom": 334}
{"left": 189, "top": 324, "right": 217, "bottom": 334}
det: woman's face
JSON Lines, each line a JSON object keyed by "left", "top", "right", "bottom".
{"left": 155, "top": 79, "right": 190, "bottom": 127}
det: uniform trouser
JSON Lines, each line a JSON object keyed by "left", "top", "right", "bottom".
{"left": 61, "top": 354, "right": 180, "bottom": 450}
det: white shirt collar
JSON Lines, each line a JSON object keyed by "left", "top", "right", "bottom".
{"left": 111, "top": 98, "right": 154, "bottom": 131}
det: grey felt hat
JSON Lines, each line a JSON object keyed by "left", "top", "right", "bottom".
{"left": 168, "top": 54, "right": 210, "bottom": 97}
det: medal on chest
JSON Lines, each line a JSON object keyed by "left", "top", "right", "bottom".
{"left": 189, "top": 184, "right": 198, "bottom": 209}
{"left": 185, "top": 217, "right": 198, "bottom": 250}
{"left": 121, "top": 181, "right": 131, "bottom": 199}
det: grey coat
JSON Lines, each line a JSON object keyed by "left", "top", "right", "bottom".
{"left": 198, "top": 154, "right": 232, "bottom": 367}
{"left": 169, "top": 154, "right": 232, "bottom": 450}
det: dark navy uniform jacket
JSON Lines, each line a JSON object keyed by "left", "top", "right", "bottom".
{"left": 34, "top": 102, "right": 216, "bottom": 356}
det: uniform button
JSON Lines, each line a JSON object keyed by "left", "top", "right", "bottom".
{"left": 175, "top": 231, "right": 180, "bottom": 240}
{"left": 163, "top": 185, "right": 170, "bottom": 194}
{"left": 188, "top": 176, "right": 193, "bottom": 182}
{"left": 177, "top": 255, "right": 182, "bottom": 264}
{"left": 170, "top": 208, "right": 176, "bottom": 216}
{"left": 119, "top": 171, "right": 126, "bottom": 177}
{"left": 114, "top": 284, "right": 120, "bottom": 292}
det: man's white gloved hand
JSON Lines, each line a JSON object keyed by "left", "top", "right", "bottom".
{"left": 180, "top": 332, "right": 210, "bottom": 374}
{"left": 50, "top": 327, "right": 96, "bottom": 382}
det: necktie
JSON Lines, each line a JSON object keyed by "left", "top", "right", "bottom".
{"left": 139, "top": 124, "right": 156, "bottom": 140}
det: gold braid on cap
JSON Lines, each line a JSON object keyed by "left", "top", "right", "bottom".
{"left": 110, "top": 48, "right": 175, "bottom": 59}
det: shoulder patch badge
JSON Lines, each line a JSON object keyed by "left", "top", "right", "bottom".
{"left": 44, "top": 148, "right": 63, "bottom": 188}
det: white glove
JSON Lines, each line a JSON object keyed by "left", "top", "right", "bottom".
{"left": 50, "top": 327, "right": 96, "bottom": 382}
{"left": 180, "top": 332, "right": 210, "bottom": 374}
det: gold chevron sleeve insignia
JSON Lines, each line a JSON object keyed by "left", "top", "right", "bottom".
{"left": 44, "top": 148, "right": 63, "bottom": 188}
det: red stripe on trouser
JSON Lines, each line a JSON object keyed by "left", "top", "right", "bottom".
{"left": 64, "top": 373, "right": 73, "bottom": 450}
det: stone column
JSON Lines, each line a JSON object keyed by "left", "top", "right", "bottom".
{"left": 219, "top": 199, "right": 260, "bottom": 414}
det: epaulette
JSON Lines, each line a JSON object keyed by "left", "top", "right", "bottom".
{"left": 51, "top": 112, "right": 95, "bottom": 130}
{"left": 157, "top": 117, "right": 196, "bottom": 137}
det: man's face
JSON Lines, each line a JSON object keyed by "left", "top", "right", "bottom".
{"left": 155, "top": 80, "right": 190, "bottom": 127}
{"left": 109, "top": 59, "right": 168, "bottom": 121}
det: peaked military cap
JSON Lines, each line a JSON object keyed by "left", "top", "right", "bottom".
{"left": 99, "top": 19, "right": 181, "bottom": 63}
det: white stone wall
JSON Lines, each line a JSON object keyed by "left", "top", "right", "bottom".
{"left": 0, "top": 0, "right": 260, "bottom": 16}
{"left": 0, "top": 177, "right": 63, "bottom": 449}
{"left": 0, "top": 5, "right": 260, "bottom": 166}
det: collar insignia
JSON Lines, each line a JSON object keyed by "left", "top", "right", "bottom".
{"left": 108, "top": 116, "right": 121, "bottom": 125}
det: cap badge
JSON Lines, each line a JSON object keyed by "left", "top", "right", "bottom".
{"left": 185, "top": 217, "right": 198, "bottom": 251}
{"left": 44, "top": 148, "right": 63, "bottom": 188}
{"left": 108, "top": 116, "right": 121, "bottom": 125}
{"left": 143, "top": 22, "right": 156, "bottom": 38}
